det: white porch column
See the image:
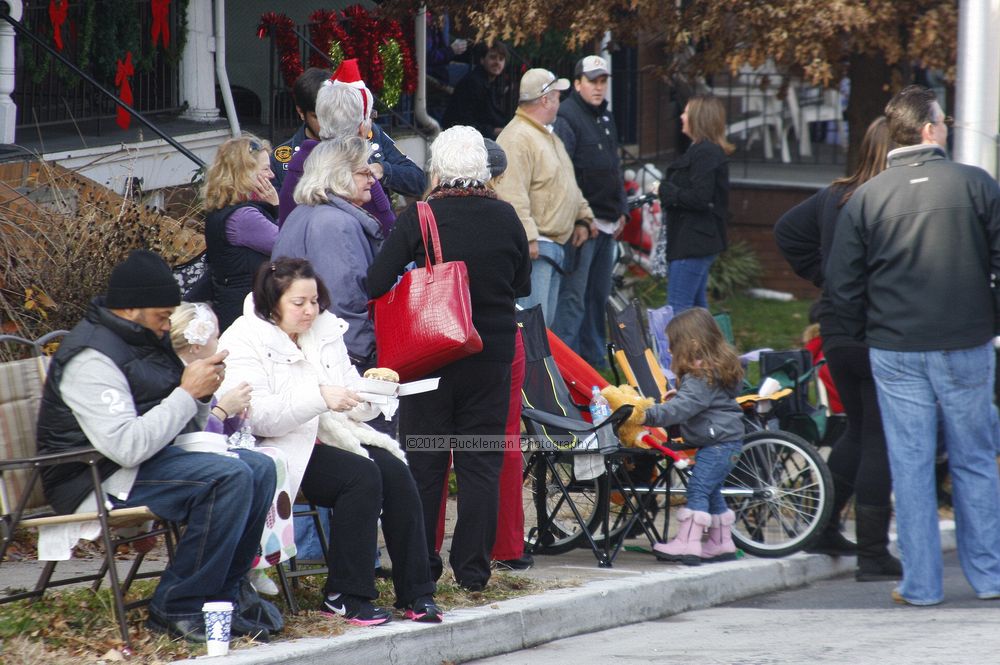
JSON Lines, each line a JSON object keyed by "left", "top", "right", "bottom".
{"left": 954, "top": 0, "right": 1000, "bottom": 175}
{"left": 0, "top": 1, "right": 23, "bottom": 143}
{"left": 180, "top": 0, "right": 219, "bottom": 121}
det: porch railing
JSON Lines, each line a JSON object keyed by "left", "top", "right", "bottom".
{"left": 13, "top": 0, "right": 182, "bottom": 134}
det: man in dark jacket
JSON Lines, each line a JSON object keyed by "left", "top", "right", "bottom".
{"left": 442, "top": 42, "right": 511, "bottom": 139}
{"left": 551, "top": 55, "right": 627, "bottom": 366}
{"left": 36, "top": 250, "right": 277, "bottom": 642}
{"left": 825, "top": 85, "right": 1000, "bottom": 607}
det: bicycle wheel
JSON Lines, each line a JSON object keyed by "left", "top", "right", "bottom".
{"left": 522, "top": 452, "right": 605, "bottom": 555}
{"left": 724, "top": 430, "right": 832, "bottom": 558}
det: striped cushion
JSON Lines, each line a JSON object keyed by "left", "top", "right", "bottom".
{"left": 0, "top": 357, "right": 49, "bottom": 514}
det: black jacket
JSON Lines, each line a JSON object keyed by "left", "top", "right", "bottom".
{"left": 773, "top": 184, "right": 860, "bottom": 350}
{"left": 659, "top": 140, "right": 730, "bottom": 260}
{"left": 205, "top": 201, "right": 275, "bottom": 332}
{"left": 553, "top": 90, "right": 627, "bottom": 222}
{"left": 442, "top": 65, "right": 510, "bottom": 139}
{"left": 37, "top": 299, "right": 186, "bottom": 514}
{"left": 826, "top": 144, "right": 1000, "bottom": 351}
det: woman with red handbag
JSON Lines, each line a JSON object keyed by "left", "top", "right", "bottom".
{"left": 368, "top": 126, "right": 531, "bottom": 591}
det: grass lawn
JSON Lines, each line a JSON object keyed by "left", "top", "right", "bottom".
{"left": 633, "top": 277, "right": 813, "bottom": 353}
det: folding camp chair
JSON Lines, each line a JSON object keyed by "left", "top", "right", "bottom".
{"left": 759, "top": 349, "right": 831, "bottom": 446}
{"left": 0, "top": 333, "right": 177, "bottom": 651}
{"left": 519, "top": 306, "right": 669, "bottom": 567}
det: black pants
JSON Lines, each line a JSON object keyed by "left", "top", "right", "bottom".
{"left": 823, "top": 343, "right": 893, "bottom": 507}
{"left": 400, "top": 357, "right": 511, "bottom": 588}
{"left": 300, "top": 444, "right": 435, "bottom": 606}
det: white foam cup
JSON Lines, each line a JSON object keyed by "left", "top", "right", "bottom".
{"left": 202, "top": 601, "right": 234, "bottom": 657}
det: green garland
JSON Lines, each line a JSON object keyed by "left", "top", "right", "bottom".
{"left": 378, "top": 39, "right": 404, "bottom": 110}
{"left": 328, "top": 40, "right": 345, "bottom": 73}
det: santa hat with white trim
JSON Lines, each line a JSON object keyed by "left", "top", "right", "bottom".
{"left": 331, "top": 59, "right": 375, "bottom": 120}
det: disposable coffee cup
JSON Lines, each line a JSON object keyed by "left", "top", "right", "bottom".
{"left": 202, "top": 601, "right": 233, "bottom": 657}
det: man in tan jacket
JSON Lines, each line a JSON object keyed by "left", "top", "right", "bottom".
{"left": 495, "top": 68, "right": 594, "bottom": 326}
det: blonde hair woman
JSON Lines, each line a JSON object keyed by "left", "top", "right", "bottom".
{"left": 656, "top": 94, "right": 734, "bottom": 312}
{"left": 202, "top": 134, "right": 280, "bottom": 333}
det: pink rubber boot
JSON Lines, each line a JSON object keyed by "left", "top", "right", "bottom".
{"left": 701, "top": 509, "right": 737, "bottom": 562}
{"left": 653, "top": 508, "right": 711, "bottom": 566}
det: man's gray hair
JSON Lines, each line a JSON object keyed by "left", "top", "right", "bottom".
{"left": 294, "top": 136, "right": 370, "bottom": 205}
{"left": 315, "top": 82, "right": 369, "bottom": 140}
{"left": 429, "top": 125, "right": 490, "bottom": 186}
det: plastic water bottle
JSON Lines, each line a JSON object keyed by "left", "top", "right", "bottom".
{"left": 589, "top": 386, "right": 612, "bottom": 424}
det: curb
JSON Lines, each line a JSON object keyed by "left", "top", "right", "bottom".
{"left": 179, "top": 522, "right": 956, "bottom": 665}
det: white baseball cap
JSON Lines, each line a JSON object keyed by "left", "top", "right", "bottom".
{"left": 519, "top": 68, "right": 570, "bottom": 102}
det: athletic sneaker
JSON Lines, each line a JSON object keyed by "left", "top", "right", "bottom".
{"left": 321, "top": 593, "right": 392, "bottom": 626}
{"left": 403, "top": 595, "right": 443, "bottom": 623}
{"left": 493, "top": 553, "right": 534, "bottom": 571}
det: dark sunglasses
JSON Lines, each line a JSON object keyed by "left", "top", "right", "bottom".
{"left": 248, "top": 140, "right": 264, "bottom": 152}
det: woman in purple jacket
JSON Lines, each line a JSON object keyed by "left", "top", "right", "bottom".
{"left": 202, "top": 135, "right": 280, "bottom": 333}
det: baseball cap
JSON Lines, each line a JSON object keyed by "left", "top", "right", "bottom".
{"left": 575, "top": 55, "right": 610, "bottom": 80}
{"left": 519, "top": 68, "right": 570, "bottom": 102}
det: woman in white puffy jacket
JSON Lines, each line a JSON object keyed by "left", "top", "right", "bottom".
{"left": 218, "top": 257, "right": 440, "bottom": 625}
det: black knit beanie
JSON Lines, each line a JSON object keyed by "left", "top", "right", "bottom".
{"left": 104, "top": 249, "right": 181, "bottom": 309}
{"left": 484, "top": 138, "right": 507, "bottom": 179}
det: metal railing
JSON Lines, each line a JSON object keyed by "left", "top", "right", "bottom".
{"left": 13, "top": 0, "right": 182, "bottom": 134}
{"left": 1, "top": 5, "right": 204, "bottom": 168}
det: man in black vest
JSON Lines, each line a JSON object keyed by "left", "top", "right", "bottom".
{"left": 36, "top": 250, "right": 277, "bottom": 642}
{"left": 552, "top": 55, "right": 628, "bottom": 367}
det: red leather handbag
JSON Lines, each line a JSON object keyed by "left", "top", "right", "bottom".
{"left": 372, "top": 201, "right": 483, "bottom": 381}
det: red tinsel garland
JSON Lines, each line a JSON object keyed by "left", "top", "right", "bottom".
{"left": 257, "top": 12, "right": 303, "bottom": 88}
{"left": 342, "top": 4, "right": 383, "bottom": 91}
{"left": 308, "top": 9, "right": 353, "bottom": 70}
{"left": 256, "top": 6, "right": 417, "bottom": 98}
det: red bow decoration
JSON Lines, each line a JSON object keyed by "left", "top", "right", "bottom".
{"left": 48, "top": 0, "right": 68, "bottom": 51}
{"left": 115, "top": 52, "right": 135, "bottom": 130}
{"left": 151, "top": 0, "right": 171, "bottom": 48}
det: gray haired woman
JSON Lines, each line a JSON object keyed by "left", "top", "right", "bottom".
{"left": 368, "top": 125, "right": 531, "bottom": 590}
{"left": 272, "top": 136, "right": 381, "bottom": 368}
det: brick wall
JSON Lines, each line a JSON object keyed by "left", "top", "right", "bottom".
{"left": 729, "top": 183, "right": 821, "bottom": 300}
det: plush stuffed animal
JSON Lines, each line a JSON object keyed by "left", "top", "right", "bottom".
{"left": 601, "top": 384, "right": 656, "bottom": 448}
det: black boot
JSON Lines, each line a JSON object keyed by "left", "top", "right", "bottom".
{"left": 806, "top": 473, "right": 857, "bottom": 556}
{"left": 854, "top": 503, "right": 903, "bottom": 582}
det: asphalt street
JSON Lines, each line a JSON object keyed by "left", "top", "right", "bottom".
{"left": 469, "top": 550, "right": 1000, "bottom": 665}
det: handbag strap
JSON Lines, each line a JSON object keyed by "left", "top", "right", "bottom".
{"left": 417, "top": 201, "right": 444, "bottom": 268}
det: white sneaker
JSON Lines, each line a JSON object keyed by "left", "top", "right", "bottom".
{"left": 248, "top": 569, "right": 279, "bottom": 596}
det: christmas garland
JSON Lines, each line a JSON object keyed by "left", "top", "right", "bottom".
{"left": 257, "top": 6, "right": 417, "bottom": 109}
{"left": 257, "top": 12, "right": 303, "bottom": 88}
{"left": 308, "top": 9, "right": 352, "bottom": 71}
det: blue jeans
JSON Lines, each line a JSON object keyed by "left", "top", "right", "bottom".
{"left": 517, "top": 241, "right": 564, "bottom": 327}
{"left": 115, "top": 446, "right": 276, "bottom": 619}
{"left": 552, "top": 232, "right": 618, "bottom": 367}
{"left": 667, "top": 255, "right": 716, "bottom": 314}
{"left": 870, "top": 343, "right": 1000, "bottom": 605}
{"left": 686, "top": 440, "right": 743, "bottom": 514}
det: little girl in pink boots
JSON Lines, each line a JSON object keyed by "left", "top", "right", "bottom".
{"left": 634, "top": 308, "right": 745, "bottom": 566}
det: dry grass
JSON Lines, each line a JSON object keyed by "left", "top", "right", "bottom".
{"left": 0, "top": 161, "right": 203, "bottom": 355}
{"left": 0, "top": 560, "right": 557, "bottom": 662}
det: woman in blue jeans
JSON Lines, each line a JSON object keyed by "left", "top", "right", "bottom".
{"left": 657, "top": 95, "right": 733, "bottom": 312}
{"left": 628, "top": 308, "right": 746, "bottom": 565}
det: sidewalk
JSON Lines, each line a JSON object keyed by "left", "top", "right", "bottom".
{"left": 169, "top": 522, "right": 956, "bottom": 665}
